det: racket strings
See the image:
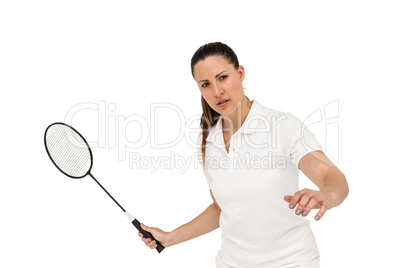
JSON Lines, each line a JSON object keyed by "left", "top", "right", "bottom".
{"left": 46, "top": 124, "right": 91, "bottom": 177}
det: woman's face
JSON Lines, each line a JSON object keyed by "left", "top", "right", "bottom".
{"left": 193, "top": 55, "right": 245, "bottom": 117}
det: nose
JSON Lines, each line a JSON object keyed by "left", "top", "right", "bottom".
{"left": 213, "top": 83, "right": 224, "bottom": 97}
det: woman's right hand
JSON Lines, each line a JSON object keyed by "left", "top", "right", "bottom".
{"left": 138, "top": 223, "right": 170, "bottom": 250}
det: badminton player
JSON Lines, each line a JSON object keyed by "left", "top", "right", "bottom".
{"left": 139, "top": 42, "right": 349, "bottom": 268}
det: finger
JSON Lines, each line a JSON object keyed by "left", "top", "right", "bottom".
{"left": 302, "top": 196, "right": 320, "bottom": 216}
{"left": 295, "top": 193, "right": 312, "bottom": 215}
{"left": 288, "top": 190, "right": 306, "bottom": 209}
{"left": 283, "top": 195, "right": 293, "bottom": 203}
{"left": 141, "top": 223, "right": 155, "bottom": 236}
{"left": 315, "top": 202, "right": 329, "bottom": 221}
{"left": 138, "top": 232, "right": 143, "bottom": 238}
{"left": 141, "top": 223, "right": 149, "bottom": 231}
{"left": 146, "top": 240, "right": 156, "bottom": 248}
{"left": 142, "top": 237, "right": 151, "bottom": 244}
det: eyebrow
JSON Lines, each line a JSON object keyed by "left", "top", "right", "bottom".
{"left": 198, "top": 70, "right": 227, "bottom": 84}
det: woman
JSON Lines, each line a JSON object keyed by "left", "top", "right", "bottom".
{"left": 139, "top": 42, "right": 349, "bottom": 268}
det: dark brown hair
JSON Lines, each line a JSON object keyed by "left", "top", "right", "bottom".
{"left": 190, "top": 42, "right": 240, "bottom": 168}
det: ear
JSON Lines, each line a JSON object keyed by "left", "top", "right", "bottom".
{"left": 238, "top": 65, "right": 245, "bottom": 82}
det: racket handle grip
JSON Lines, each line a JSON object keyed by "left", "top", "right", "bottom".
{"left": 132, "top": 219, "right": 165, "bottom": 253}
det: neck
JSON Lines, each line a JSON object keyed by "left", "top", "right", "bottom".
{"left": 222, "top": 97, "right": 253, "bottom": 134}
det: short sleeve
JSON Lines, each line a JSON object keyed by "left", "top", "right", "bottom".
{"left": 197, "top": 133, "right": 213, "bottom": 189}
{"left": 278, "top": 112, "right": 323, "bottom": 168}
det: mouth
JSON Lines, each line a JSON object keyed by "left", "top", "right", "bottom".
{"left": 217, "top": 99, "right": 229, "bottom": 106}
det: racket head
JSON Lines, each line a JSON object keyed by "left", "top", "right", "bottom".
{"left": 44, "top": 122, "right": 93, "bottom": 179}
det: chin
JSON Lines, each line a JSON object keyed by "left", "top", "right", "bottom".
{"left": 216, "top": 107, "right": 236, "bottom": 117}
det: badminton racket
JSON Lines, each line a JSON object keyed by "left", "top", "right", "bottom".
{"left": 44, "top": 122, "right": 164, "bottom": 253}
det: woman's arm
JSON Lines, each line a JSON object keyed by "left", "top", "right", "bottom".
{"left": 139, "top": 190, "right": 221, "bottom": 249}
{"left": 284, "top": 150, "right": 349, "bottom": 220}
{"left": 300, "top": 150, "right": 349, "bottom": 206}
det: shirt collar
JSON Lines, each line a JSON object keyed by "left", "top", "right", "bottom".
{"left": 205, "top": 99, "right": 264, "bottom": 143}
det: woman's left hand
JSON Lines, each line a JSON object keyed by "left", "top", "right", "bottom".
{"left": 284, "top": 188, "right": 334, "bottom": 221}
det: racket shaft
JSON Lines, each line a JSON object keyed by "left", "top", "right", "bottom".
{"left": 90, "top": 175, "right": 164, "bottom": 253}
{"left": 89, "top": 173, "right": 126, "bottom": 212}
{"left": 132, "top": 219, "right": 165, "bottom": 253}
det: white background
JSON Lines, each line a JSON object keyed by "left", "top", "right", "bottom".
{"left": 1, "top": 1, "right": 401, "bottom": 267}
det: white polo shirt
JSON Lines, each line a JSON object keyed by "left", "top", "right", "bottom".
{"left": 197, "top": 100, "right": 322, "bottom": 268}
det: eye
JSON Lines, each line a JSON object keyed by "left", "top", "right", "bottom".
{"left": 220, "top": 75, "right": 227, "bottom": 80}
{"left": 201, "top": 82, "right": 210, "bottom": 88}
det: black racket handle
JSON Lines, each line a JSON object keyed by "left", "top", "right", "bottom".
{"left": 132, "top": 219, "right": 165, "bottom": 253}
